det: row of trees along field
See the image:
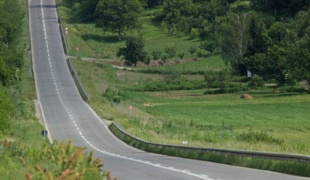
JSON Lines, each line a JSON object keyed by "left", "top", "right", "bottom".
{"left": 64, "top": 0, "right": 310, "bottom": 86}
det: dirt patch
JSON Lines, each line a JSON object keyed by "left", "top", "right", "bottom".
{"left": 240, "top": 94, "right": 253, "bottom": 99}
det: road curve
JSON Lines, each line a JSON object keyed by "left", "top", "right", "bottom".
{"left": 29, "top": 0, "right": 308, "bottom": 179}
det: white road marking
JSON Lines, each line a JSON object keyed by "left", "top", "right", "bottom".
{"left": 39, "top": 0, "right": 212, "bottom": 179}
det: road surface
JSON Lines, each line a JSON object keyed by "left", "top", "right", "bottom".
{"left": 29, "top": 0, "right": 309, "bottom": 179}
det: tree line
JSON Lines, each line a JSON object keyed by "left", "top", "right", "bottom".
{"left": 64, "top": 0, "right": 310, "bottom": 86}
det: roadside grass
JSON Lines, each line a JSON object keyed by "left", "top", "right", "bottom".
{"left": 1, "top": 1, "right": 107, "bottom": 179}
{"left": 0, "top": 0, "right": 46, "bottom": 177}
{"left": 71, "top": 57, "right": 310, "bottom": 155}
{"left": 110, "top": 123, "right": 310, "bottom": 177}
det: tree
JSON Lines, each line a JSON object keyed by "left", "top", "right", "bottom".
{"left": 117, "top": 36, "right": 147, "bottom": 66}
{"left": 143, "top": 0, "right": 163, "bottom": 9}
{"left": 217, "top": 13, "right": 251, "bottom": 75}
{"left": 0, "top": 0, "right": 23, "bottom": 46}
{"left": 77, "top": 0, "right": 99, "bottom": 22}
{"left": 199, "top": 41, "right": 216, "bottom": 55}
{"left": 95, "top": 0, "right": 143, "bottom": 41}
{"left": 162, "top": 0, "right": 194, "bottom": 32}
{"left": 244, "top": 15, "right": 269, "bottom": 58}
{"left": 287, "top": 36, "right": 310, "bottom": 85}
{"left": 288, "top": 49, "right": 310, "bottom": 85}
{"left": 245, "top": 45, "right": 288, "bottom": 85}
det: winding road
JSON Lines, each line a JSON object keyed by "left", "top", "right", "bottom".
{"left": 29, "top": 0, "right": 308, "bottom": 179}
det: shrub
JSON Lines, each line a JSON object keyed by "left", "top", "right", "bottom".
{"left": 197, "top": 51, "right": 204, "bottom": 58}
{"left": 164, "top": 47, "right": 176, "bottom": 58}
{"left": 190, "top": 28, "right": 199, "bottom": 39}
{"left": 0, "top": 87, "right": 10, "bottom": 132}
{"left": 103, "top": 88, "right": 129, "bottom": 103}
{"left": 0, "top": 140, "right": 108, "bottom": 179}
{"left": 204, "top": 69, "right": 231, "bottom": 91}
{"left": 237, "top": 130, "right": 284, "bottom": 145}
{"left": 178, "top": 53, "right": 185, "bottom": 60}
{"left": 248, "top": 76, "right": 264, "bottom": 89}
{"left": 151, "top": 50, "right": 162, "bottom": 60}
{"left": 188, "top": 46, "right": 197, "bottom": 55}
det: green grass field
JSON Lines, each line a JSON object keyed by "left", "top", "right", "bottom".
{"left": 56, "top": 0, "right": 310, "bottom": 156}
{"left": 57, "top": 0, "right": 212, "bottom": 62}
{"left": 72, "top": 58, "right": 310, "bottom": 155}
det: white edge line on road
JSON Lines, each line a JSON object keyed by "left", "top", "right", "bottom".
{"left": 36, "top": 0, "right": 214, "bottom": 179}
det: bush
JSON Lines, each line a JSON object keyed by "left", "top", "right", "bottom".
{"left": 178, "top": 53, "right": 185, "bottom": 60}
{"left": 103, "top": 88, "right": 129, "bottom": 103}
{"left": 0, "top": 140, "right": 108, "bottom": 179}
{"left": 231, "top": 76, "right": 251, "bottom": 82}
{"left": 204, "top": 69, "right": 231, "bottom": 91}
{"left": 237, "top": 130, "right": 284, "bottom": 145}
{"left": 133, "top": 79, "right": 206, "bottom": 91}
{"left": 248, "top": 76, "right": 264, "bottom": 89}
{"left": 151, "top": 50, "right": 162, "bottom": 60}
{"left": 188, "top": 46, "right": 197, "bottom": 55}
{"left": 0, "top": 87, "right": 10, "bottom": 132}
{"left": 137, "top": 68, "right": 204, "bottom": 75}
{"left": 279, "top": 86, "right": 309, "bottom": 93}
{"left": 197, "top": 51, "right": 204, "bottom": 58}
{"left": 164, "top": 46, "right": 176, "bottom": 58}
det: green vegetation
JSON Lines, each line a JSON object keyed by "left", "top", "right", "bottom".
{"left": 0, "top": 140, "right": 109, "bottom": 179}
{"left": 71, "top": 57, "right": 310, "bottom": 156}
{"left": 56, "top": 0, "right": 310, "bottom": 176}
{"left": 110, "top": 123, "right": 310, "bottom": 177}
{"left": 0, "top": 0, "right": 109, "bottom": 179}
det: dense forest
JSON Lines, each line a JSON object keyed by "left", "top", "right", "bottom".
{"left": 64, "top": 0, "right": 310, "bottom": 86}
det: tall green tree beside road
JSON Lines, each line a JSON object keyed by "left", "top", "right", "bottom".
{"left": 95, "top": 0, "right": 144, "bottom": 41}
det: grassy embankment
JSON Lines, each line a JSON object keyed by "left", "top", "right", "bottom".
{"left": 0, "top": 0, "right": 46, "bottom": 177}
{"left": 56, "top": 1, "right": 310, "bottom": 157}
{"left": 0, "top": 0, "right": 108, "bottom": 179}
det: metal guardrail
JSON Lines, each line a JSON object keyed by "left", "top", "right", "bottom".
{"left": 58, "top": 18, "right": 69, "bottom": 55}
{"left": 66, "top": 57, "right": 89, "bottom": 101}
{"left": 24, "top": 0, "right": 33, "bottom": 77}
{"left": 110, "top": 122, "right": 310, "bottom": 163}
{"left": 56, "top": 10, "right": 89, "bottom": 101}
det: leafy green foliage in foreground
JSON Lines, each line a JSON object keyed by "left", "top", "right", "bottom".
{"left": 0, "top": 140, "right": 111, "bottom": 179}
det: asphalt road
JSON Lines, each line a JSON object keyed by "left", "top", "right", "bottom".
{"left": 29, "top": 0, "right": 309, "bottom": 179}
